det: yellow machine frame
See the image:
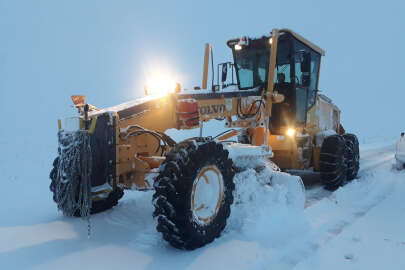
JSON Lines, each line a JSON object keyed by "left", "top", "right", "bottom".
{"left": 63, "top": 28, "right": 342, "bottom": 190}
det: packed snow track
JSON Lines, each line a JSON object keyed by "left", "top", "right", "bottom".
{"left": 1, "top": 140, "right": 404, "bottom": 270}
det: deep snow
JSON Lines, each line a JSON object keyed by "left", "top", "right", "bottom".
{"left": 0, "top": 138, "right": 404, "bottom": 270}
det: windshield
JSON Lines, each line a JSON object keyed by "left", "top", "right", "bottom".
{"left": 234, "top": 46, "right": 269, "bottom": 89}
{"left": 233, "top": 37, "right": 291, "bottom": 90}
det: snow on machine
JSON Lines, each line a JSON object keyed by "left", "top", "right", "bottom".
{"left": 50, "top": 28, "right": 359, "bottom": 250}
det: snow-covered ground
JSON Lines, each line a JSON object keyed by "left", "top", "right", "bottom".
{"left": 0, "top": 139, "right": 404, "bottom": 270}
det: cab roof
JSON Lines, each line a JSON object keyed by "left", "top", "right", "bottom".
{"left": 227, "top": 28, "right": 325, "bottom": 56}
{"left": 279, "top": 28, "right": 325, "bottom": 56}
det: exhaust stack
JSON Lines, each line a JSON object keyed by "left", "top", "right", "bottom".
{"left": 202, "top": 43, "right": 211, "bottom": 89}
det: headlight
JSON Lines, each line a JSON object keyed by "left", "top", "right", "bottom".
{"left": 286, "top": 128, "right": 296, "bottom": 137}
{"left": 234, "top": 44, "right": 242, "bottom": 51}
{"left": 144, "top": 76, "right": 178, "bottom": 96}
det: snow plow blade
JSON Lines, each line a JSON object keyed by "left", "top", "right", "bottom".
{"left": 225, "top": 143, "right": 306, "bottom": 210}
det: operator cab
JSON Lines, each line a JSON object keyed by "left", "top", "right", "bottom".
{"left": 227, "top": 29, "right": 324, "bottom": 135}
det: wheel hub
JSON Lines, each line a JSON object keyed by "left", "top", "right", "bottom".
{"left": 191, "top": 165, "right": 224, "bottom": 226}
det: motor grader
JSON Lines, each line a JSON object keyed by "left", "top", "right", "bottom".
{"left": 50, "top": 28, "right": 359, "bottom": 250}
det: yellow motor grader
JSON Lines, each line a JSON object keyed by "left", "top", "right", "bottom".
{"left": 50, "top": 28, "right": 359, "bottom": 250}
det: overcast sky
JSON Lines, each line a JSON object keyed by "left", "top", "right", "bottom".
{"left": 1, "top": 0, "right": 404, "bottom": 174}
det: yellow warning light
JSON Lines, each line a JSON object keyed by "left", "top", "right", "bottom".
{"left": 71, "top": 95, "right": 85, "bottom": 106}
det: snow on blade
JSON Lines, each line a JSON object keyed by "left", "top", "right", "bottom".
{"left": 223, "top": 142, "right": 274, "bottom": 169}
{"left": 224, "top": 165, "right": 309, "bottom": 265}
{"left": 224, "top": 142, "right": 306, "bottom": 210}
{"left": 223, "top": 142, "right": 307, "bottom": 248}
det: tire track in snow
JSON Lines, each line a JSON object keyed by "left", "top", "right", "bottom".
{"left": 358, "top": 143, "right": 395, "bottom": 176}
{"left": 266, "top": 143, "right": 398, "bottom": 269}
{"left": 83, "top": 141, "right": 397, "bottom": 270}
{"left": 305, "top": 142, "right": 396, "bottom": 208}
{"left": 264, "top": 167, "right": 397, "bottom": 270}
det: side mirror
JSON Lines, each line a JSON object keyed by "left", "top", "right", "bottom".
{"left": 300, "top": 51, "right": 311, "bottom": 87}
{"left": 221, "top": 63, "right": 228, "bottom": 83}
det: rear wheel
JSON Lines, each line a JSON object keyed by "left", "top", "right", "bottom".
{"left": 342, "top": 133, "right": 360, "bottom": 180}
{"left": 319, "top": 135, "right": 347, "bottom": 191}
{"left": 153, "top": 140, "right": 235, "bottom": 250}
{"left": 49, "top": 157, "right": 124, "bottom": 217}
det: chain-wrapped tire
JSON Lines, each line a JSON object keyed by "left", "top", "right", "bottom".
{"left": 153, "top": 140, "right": 235, "bottom": 250}
{"left": 319, "top": 135, "right": 347, "bottom": 191}
{"left": 49, "top": 157, "right": 124, "bottom": 217}
{"left": 342, "top": 133, "right": 360, "bottom": 180}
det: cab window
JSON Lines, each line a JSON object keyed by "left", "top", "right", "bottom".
{"left": 294, "top": 40, "right": 321, "bottom": 109}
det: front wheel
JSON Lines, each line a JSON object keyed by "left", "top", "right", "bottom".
{"left": 153, "top": 140, "right": 235, "bottom": 250}
{"left": 49, "top": 157, "right": 124, "bottom": 217}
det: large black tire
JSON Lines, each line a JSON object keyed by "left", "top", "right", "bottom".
{"left": 342, "top": 133, "right": 360, "bottom": 180}
{"left": 153, "top": 140, "right": 235, "bottom": 250}
{"left": 49, "top": 157, "right": 124, "bottom": 217}
{"left": 319, "top": 135, "right": 347, "bottom": 191}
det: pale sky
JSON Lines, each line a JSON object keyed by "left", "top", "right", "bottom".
{"left": 1, "top": 0, "right": 404, "bottom": 172}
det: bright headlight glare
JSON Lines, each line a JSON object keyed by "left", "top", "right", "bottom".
{"left": 269, "top": 37, "right": 273, "bottom": 45}
{"left": 286, "top": 128, "right": 295, "bottom": 137}
{"left": 145, "top": 76, "right": 176, "bottom": 95}
{"left": 234, "top": 44, "right": 242, "bottom": 51}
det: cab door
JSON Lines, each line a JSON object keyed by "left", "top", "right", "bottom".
{"left": 294, "top": 50, "right": 310, "bottom": 126}
{"left": 293, "top": 40, "right": 321, "bottom": 128}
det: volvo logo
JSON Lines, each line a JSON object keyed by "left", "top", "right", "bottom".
{"left": 199, "top": 104, "right": 226, "bottom": 115}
